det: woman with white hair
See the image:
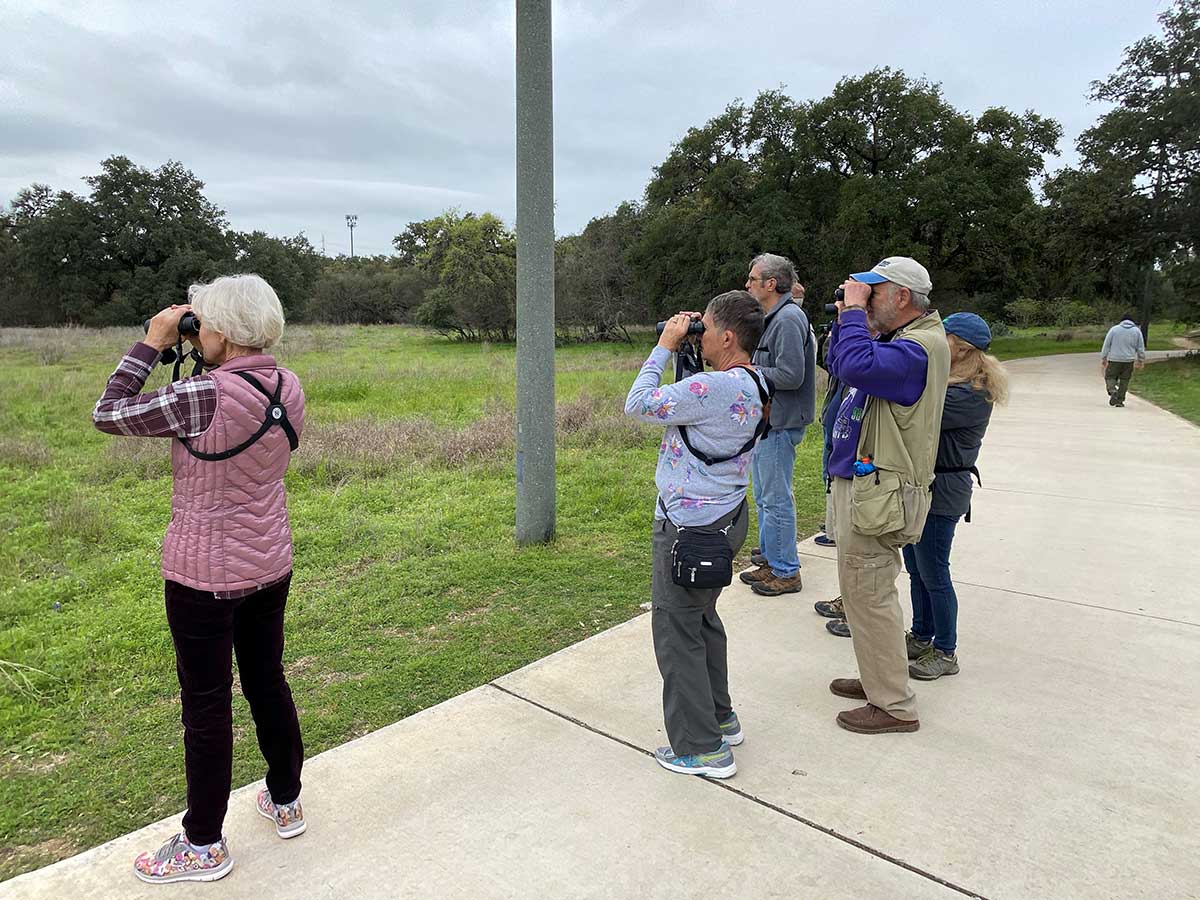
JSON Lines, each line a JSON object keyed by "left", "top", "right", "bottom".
{"left": 93, "top": 274, "right": 307, "bottom": 884}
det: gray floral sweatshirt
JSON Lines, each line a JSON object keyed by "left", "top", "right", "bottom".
{"left": 624, "top": 346, "right": 767, "bottom": 526}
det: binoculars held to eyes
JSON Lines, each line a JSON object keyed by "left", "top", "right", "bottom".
{"left": 824, "top": 287, "right": 851, "bottom": 314}
{"left": 654, "top": 320, "right": 706, "bottom": 336}
{"left": 142, "top": 312, "right": 201, "bottom": 337}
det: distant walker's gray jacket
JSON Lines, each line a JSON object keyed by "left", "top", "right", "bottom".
{"left": 1100, "top": 320, "right": 1146, "bottom": 363}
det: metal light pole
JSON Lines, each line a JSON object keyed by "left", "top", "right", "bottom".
{"left": 515, "top": 0, "right": 555, "bottom": 544}
{"left": 345, "top": 214, "right": 358, "bottom": 258}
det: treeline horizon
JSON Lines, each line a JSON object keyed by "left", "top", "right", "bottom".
{"left": 2, "top": 2, "right": 1196, "bottom": 340}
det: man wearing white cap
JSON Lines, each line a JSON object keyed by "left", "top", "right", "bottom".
{"left": 823, "top": 256, "right": 950, "bottom": 734}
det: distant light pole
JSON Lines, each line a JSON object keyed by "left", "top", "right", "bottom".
{"left": 345, "top": 214, "right": 358, "bottom": 258}
{"left": 515, "top": 0, "right": 555, "bottom": 544}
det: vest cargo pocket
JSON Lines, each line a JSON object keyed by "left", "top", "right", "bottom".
{"left": 850, "top": 469, "right": 904, "bottom": 536}
{"left": 897, "top": 482, "right": 932, "bottom": 545}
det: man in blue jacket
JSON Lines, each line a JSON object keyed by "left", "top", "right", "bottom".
{"left": 738, "top": 253, "right": 817, "bottom": 596}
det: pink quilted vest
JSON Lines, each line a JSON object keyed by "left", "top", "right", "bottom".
{"left": 161, "top": 355, "right": 305, "bottom": 593}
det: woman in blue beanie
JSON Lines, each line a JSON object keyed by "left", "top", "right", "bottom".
{"left": 905, "top": 312, "right": 1009, "bottom": 680}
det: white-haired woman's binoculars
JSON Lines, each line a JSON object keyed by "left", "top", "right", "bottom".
{"left": 142, "top": 312, "right": 201, "bottom": 337}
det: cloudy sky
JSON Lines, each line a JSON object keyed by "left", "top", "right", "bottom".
{"left": 1, "top": 0, "right": 1165, "bottom": 256}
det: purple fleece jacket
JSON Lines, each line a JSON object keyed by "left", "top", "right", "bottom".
{"left": 825, "top": 308, "right": 930, "bottom": 479}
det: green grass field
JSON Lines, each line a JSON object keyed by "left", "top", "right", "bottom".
{"left": 1132, "top": 352, "right": 1200, "bottom": 425}
{"left": 0, "top": 325, "right": 827, "bottom": 880}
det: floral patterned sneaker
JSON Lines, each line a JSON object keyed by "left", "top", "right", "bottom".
{"left": 133, "top": 832, "right": 232, "bottom": 884}
{"left": 256, "top": 788, "right": 306, "bottom": 838}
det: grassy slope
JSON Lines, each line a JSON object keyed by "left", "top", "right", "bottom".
{"left": 1131, "top": 353, "right": 1200, "bottom": 425}
{"left": 0, "top": 326, "right": 824, "bottom": 879}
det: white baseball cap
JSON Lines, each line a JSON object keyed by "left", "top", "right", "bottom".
{"left": 850, "top": 256, "right": 932, "bottom": 294}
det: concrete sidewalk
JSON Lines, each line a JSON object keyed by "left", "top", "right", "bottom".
{"left": 4, "top": 353, "right": 1198, "bottom": 900}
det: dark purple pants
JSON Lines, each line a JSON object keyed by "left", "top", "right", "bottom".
{"left": 164, "top": 574, "right": 303, "bottom": 845}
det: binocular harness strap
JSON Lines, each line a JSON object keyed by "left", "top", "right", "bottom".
{"left": 179, "top": 371, "right": 299, "bottom": 461}
{"left": 676, "top": 366, "right": 774, "bottom": 467}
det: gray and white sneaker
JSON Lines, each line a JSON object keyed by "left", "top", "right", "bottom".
{"left": 718, "top": 711, "right": 744, "bottom": 746}
{"left": 909, "top": 648, "right": 960, "bottom": 680}
{"left": 906, "top": 631, "right": 933, "bottom": 660}
{"left": 256, "top": 788, "right": 306, "bottom": 838}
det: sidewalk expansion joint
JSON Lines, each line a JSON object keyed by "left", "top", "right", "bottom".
{"left": 489, "top": 682, "right": 993, "bottom": 900}
{"left": 952, "top": 581, "right": 1200, "bottom": 629}
{"left": 975, "top": 486, "right": 1200, "bottom": 513}
{"left": 794, "top": 552, "right": 1200, "bottom": 629}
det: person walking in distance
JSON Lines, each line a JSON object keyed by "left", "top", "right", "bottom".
{"left": 1100, "top": 313, "right": 1146, "bottom": 407}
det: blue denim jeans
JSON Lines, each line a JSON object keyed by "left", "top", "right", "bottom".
{"left": 750, "top": 426, "right": 806, "bottom": 577}
{"left": 902, "top": 513, "right": 960, "bottom": 654}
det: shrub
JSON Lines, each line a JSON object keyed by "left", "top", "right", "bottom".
{"left": 1054, "top": 299, "right": 1097, "bottom": 328}
{"left": 1003, "top": 298, "right": 1043, "bottom": 328}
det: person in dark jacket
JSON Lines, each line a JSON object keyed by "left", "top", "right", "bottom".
{"left": 905, "top": 312, "right": 1009, "bottom": 680}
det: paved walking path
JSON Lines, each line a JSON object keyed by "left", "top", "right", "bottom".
{"left": 4, "top": 352, "right": 1199, "bottom": 900}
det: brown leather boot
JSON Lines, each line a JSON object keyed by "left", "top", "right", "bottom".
{"left": 738, "top": 564, "right": 773, "bottom": 585}
{"left": 749, "top": 571, "right": 803, "bottom": 596}
{"left": 836, "top": 704, "right": 919, "bottom": 734}
{"left": 829, "top": 678, "right": 867, "bottom": 700}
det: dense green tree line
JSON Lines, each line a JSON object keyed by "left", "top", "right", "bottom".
{"left": 2, "top": 1, "right": 1195, "bottom": 338}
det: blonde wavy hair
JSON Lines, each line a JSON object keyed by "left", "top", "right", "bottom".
{"left": 947, "top": 335, "right": 1009, "bottom": 405}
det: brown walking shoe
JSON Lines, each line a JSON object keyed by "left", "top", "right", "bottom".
{"left": 738, "top": 564, "right": 774, "bottom": 585}
{"left": 750, "top": 571, "right": 803, "bottom": 596}
{"left": 829, "top": 678, "right": 867, "bottom": 700}
{"left": 836, "top": 704, "right": 920, "bottom": 734}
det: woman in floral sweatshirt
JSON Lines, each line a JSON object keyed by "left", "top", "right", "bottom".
{"left": 624, "top": 290, "right": 771, "bottom": 780}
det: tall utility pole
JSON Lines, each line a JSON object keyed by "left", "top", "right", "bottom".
{"left": 345, "top": 214, "right": 358, "bottom": 258}
{"left": 515, "top": 0, "right": 555, "bottom": 544}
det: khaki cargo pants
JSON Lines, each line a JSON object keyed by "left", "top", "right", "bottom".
{"left": 831, "top": 476, "right": 918, "bottom": 721}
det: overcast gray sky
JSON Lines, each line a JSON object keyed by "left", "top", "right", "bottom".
{"left": 0, "top": 0, "right": 1165, "bottom": 256}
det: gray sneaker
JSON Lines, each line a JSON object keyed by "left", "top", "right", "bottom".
{"left": 654, "top": 742, "right": 736, "bottom": 778}
{"left": 909, "top": 648, "right": 960, "bottom": 680}
{"left": 826, "top": 618, "right": 851, "bottom": 637}
{"left": 906, "top": 631, "right": 933, "bottom": 660}
{"left": 718, "top": 711, "right": 744, "bottom": 746}
{"left": 814, "top": 596, "right": 844, "bottom": 618}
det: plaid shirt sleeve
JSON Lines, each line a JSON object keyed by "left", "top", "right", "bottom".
{"left": 92, "top": 342, "right": 218, "bottom": 439}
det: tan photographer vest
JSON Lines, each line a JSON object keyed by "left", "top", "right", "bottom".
{"left": 850, "top": 311, "right": 950, "bottom": 542}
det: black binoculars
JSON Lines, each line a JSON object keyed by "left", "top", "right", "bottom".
{"left": 655, "top": 320, "right": 705, "bottom": 336}
{"left": 824, "top": 287, "right": 849, "bottom": 314}
{"left": 142, "top": 312, "right": 201, "bottom": 338}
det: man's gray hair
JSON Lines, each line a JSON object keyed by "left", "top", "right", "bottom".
{"left": 750, "top": 253, "right": 794, "bottom": 294}
{"left": 908, "top": 290, "right": 930, "bottom": 312}
{"left": 188, "top": 274, "right": 285, "bottom": 349}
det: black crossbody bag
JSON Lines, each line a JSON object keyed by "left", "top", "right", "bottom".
{"left": 662, "top": 366, "right": 774, "bottom": 589}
